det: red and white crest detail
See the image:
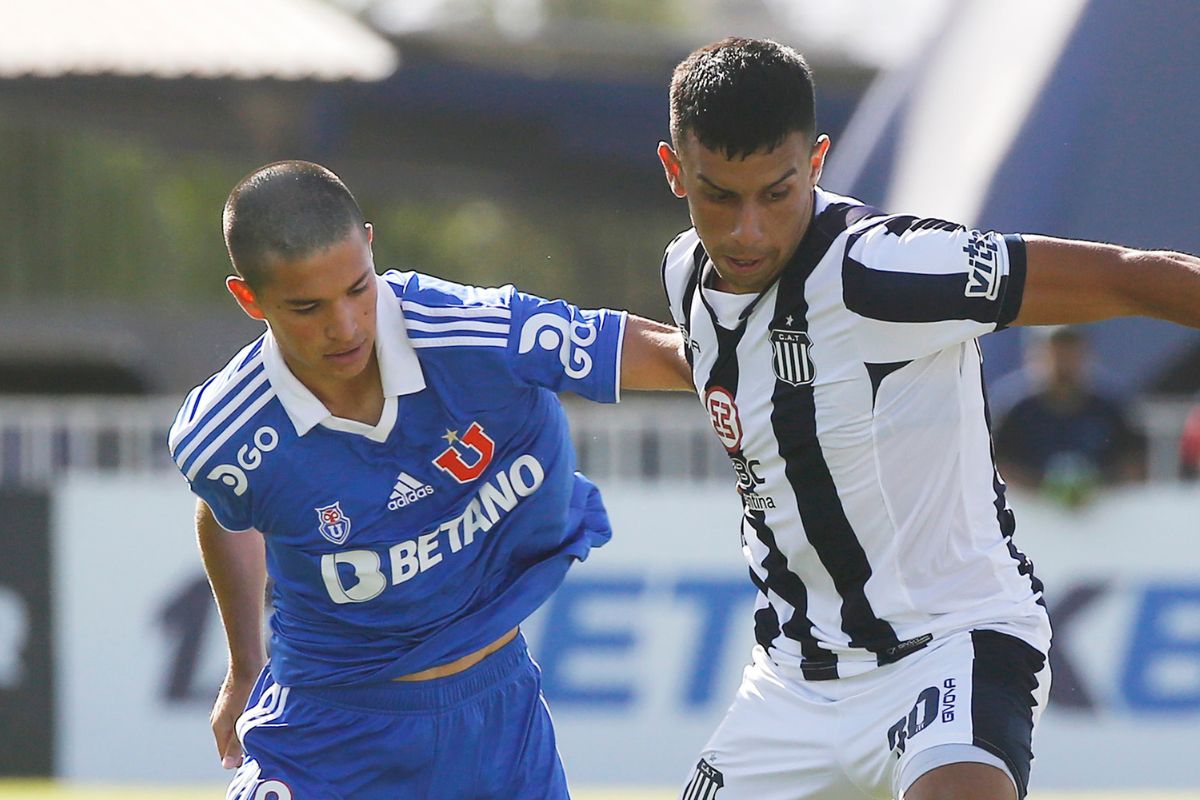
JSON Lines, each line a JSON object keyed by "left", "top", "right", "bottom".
{"left": 315, "top": 501, "right": 352, "bottom": 545}
{"left": 704, "top": 386, "right": 743, "bottom": 452}
{"left": 434, "top": 422, "right": 496, "bottom": 483}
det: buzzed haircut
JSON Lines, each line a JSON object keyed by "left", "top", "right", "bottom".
{"left": 670, "top": 37, "right": 816, "bottom": 160}
{"left": 223, "top": 160, "right": 366, "bottom": 288}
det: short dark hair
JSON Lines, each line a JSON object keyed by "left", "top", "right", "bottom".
{"left": 669, "top": 37, "right": 816, "bottom": 160}
{"left": 223, "top": 160, "right": 366, "bottom": 288}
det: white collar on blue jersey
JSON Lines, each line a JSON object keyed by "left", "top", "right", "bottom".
{"left": 262, "top": 273, "right": 426, "bottom": 439}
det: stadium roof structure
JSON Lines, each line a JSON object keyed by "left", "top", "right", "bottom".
{"left": 0, "top": 0, "right": 397, "bottom": 82}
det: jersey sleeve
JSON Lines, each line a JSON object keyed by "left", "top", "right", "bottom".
{"left": 505, "top": 288, "right": 627, "bottom": 403}
{"left": 167, "top": 378, "right": 257, "bottom": 534}
{"left": 842, "top": 216, "right": 1026, "bottom": 362}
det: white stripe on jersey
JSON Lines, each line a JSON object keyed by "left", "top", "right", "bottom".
{"left": 168, "top": 345, "right": 265, "bottom": 453}
{"left": 409, "top": 336, "right": 507, "bottom": 349}
{"left": 185, "top": 388, "right": 278, "bottom": 481}
{"left": 401, "top": 300, "right": 512, "bottom": 319}
{"left": 173, "top": 370, "right": 269, "bottom": 465}
{"left": 402, "top": 318, "right": 509, "bottom": 334}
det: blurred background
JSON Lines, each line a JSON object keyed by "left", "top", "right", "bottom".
{"left": 2, "top": 0, "right": 1199, "bottom": 796}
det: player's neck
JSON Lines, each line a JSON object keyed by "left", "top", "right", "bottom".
{"left": 304, "top": 351, "right": 386, "bottom": 426}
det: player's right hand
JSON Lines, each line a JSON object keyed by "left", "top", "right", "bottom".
{"left": 212, "top": 668, "right": 258, "bottom": 769}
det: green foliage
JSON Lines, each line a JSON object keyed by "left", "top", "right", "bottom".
{"left": 0, "top": 119, "right": 680, "bottom": 320}
{"left": 0, "top": 120, "right": 239, "bottom": 302}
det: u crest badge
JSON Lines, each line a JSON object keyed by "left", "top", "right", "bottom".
{"left": 315, "top": 502, "right": 352, "bottom": 545}
{"left": 770, "top": 328, "right": 815, "bottom": 386}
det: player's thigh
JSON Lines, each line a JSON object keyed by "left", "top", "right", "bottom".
{"left": 226, "top": 670, "right": 367, "bottom": 799}
{"left": 885, "top": 629, "right": 1050, "bottom": 800}
{"left": 904, "top": 761, "right": 1015, "bottom": 800}
{"left": 679, "top": 654, "right": 851, "bottom": 800}
{"left": 448, "top": 657, "right": 568, "bottom": 800}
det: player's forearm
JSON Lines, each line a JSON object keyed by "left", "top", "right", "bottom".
{"left": 1119, "top": 248, "right": 1200, "bottom": 328}
{"left": 1016, "top": 236, "right": 1200, "bottom": 327}
{"left": 195, "top": 501, "right": 268, "bottom": 677}
{"left": 619, "top": 315, "right": 693, "bottom": 391}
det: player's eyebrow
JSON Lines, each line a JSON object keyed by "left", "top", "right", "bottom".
{"left": 697, "top": 167, "right": 799, "bottom": 195}
{"left": 282, "top": 273, "right": 370, "bottom": 306}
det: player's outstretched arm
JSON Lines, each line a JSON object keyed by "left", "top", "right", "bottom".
{"left": 1014, "top": 235, "right": 1200, "bottom": 328}
{"left": 620, "top": 315, "right": 693, "bottom": 391}
{"left": 195, "top": 500, "right": 267, "bottom": 769}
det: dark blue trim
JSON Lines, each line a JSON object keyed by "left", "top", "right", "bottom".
{"left": 865, "top": 360, "right": 912, "bottom": 407}
{"left": 996, "top": 234, "right": 1027, "bottom": 328}
{"left": 969, "top": 629, "right": 1047, "bottom": 799}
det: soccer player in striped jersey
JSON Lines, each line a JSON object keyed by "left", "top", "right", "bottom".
{"left": 168, "top": 160, "right": 689, "bottom": 800}
{"left": 657, "top": 38, "right": 1200, "bottom": 800}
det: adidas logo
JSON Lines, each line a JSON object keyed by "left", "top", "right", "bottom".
{"left": 388, "top": 472, "right": 434, "bottom": 510}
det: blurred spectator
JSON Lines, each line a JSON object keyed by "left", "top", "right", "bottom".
{"left": 994, "top": 327, "right": 1145, "bottom": 506}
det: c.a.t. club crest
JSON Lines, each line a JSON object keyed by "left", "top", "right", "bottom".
{"left": 770, "top": 328, "right": 816, "bottom": 386}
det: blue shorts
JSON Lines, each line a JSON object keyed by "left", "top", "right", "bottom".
{"left": 227, "top": 633, "right": 568, "bottom": 800}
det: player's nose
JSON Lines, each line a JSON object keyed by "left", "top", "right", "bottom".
{"left": 729, "top": 204, "right": 765, "bottom": 247}
{"left": 325, "top": 301, "right": 358, "bottom": 342}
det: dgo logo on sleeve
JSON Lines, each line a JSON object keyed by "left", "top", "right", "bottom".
{"left": 518, "top": 312, "right": 598, "bottom": 379}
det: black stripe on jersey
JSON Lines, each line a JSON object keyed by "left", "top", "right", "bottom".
{"left": 770, "top": 204, "right": 904, "bottom": 668}
{"left": 976, "top": 341, "right": 1045, "bottom": 606}
{"left": 864, "top": 360, "right": 912, "bottom": 407}
{"left": 841, "top": 222, "right": 1026, "bottom": 325}
{"left": 693, "top": 245, "right": 832, "bottom": 677}
{"left": 746, "top": 509, "right": 838, "bottom": 679}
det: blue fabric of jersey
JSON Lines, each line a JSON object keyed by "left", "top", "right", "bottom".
{"left": 170, "top": 271, "right": 624, "bottom": 686}
{"left": 230, "top": 634, "right": 567, "bottom": 799}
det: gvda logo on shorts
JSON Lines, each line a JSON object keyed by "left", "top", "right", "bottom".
{"left": 886, "top": 676, "right": 957, "bottom": 756}
{"left": 315, "top": 502, "right": 352, "bottom": 545}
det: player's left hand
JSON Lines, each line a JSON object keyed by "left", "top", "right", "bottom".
{"left": 211, "top": 667, "right": 258, "bottom": 769}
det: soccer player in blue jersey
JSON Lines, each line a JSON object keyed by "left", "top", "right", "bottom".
{"left": 168, "top": 160, "right": 690, "bottom": 799}
{"left": 655, "top": 37, "right": 1200, "bottom": 800}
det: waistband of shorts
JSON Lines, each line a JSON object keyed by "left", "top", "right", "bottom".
{"left": 293, "top": 632, "right": 531, "bottom": 713}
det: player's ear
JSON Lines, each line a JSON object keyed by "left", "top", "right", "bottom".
{"left": 226, "top": 275, "right": 266, "bottom": 321}
{"left": 809, "top": 135, "right": 831, "bottom": 186}
{"left": 364, "top": 222, "right": 374, "bottom": 246}
{"left": 658, "top": 142, "right": 687, "bottom": 198}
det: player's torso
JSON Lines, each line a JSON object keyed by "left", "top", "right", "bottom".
{"left": 669, "top": 217, "right": 1046, "bottom": 665}
{"left": 226, "top": 360, "right": 573, "bottom": 626}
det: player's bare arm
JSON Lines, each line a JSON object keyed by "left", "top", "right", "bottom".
{"left": 619, "top": 314, "right": 692, "bottom": 390}
{"left": 195, "top": 499, "right": 267, "bottom": 769}
{"left": 1014, "top": 235, "right": 1200, "bottom": 327}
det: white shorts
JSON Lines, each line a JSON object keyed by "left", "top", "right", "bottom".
{"left": 680, "top": 628, "right": 1051, "bottom": 800}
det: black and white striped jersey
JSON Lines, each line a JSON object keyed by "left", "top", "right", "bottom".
{"left": 662, "top": 187, "right": 1050, "bottom": 681}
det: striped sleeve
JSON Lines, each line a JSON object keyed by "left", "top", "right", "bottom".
{"left": 395, "top": 271, "right": 625, "bottom": 403}
{"left": 167, "top": 340, "right": 268, "bottom": 532}
{"left": 842, "top": 216, "right": 1025, "bottom": 362}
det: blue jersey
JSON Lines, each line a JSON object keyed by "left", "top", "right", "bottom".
{"left": 168, "top": 271, "right": 626, "bottom": 687}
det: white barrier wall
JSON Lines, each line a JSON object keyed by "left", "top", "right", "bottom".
{"left": 52, "top": 477, "right": 1200, "bottom": 790}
